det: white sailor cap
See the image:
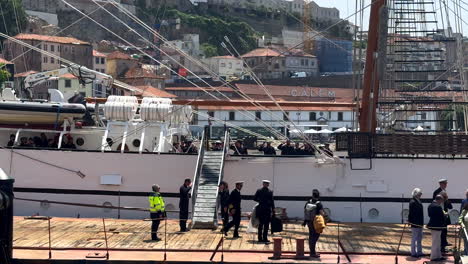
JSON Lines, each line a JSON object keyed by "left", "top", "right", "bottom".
{"left": 215, "top": 140, "right": 222, "bottom": 144}
{"left": 235, "top": 181, "right": 244, "bottom": 184}
{"left": 438, "top": 179, "right": 448, "bottom": 183}
{"left": 262, "top": 180, "right": 271, "bottom": 184}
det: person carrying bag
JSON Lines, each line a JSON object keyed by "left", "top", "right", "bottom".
{"left": 303, "top": 189, "right": 325, "bottom": 258}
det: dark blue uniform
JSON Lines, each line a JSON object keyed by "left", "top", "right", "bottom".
{"left": 254, "top": 187, "right": 275, "bottom": 242}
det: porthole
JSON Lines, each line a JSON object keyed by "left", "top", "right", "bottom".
{"left": 132, "top": 139, "right": 141, "bottom": 148}
{"left": 40, "top": 200, "right": 50, "bottom": 209}
{"left": 165, "top": 204, "right": 175, "bottom": 211}
{"left": 102, "top": 201, "right": 113, "bottom": 213}
{"left": 76, "top": 137, "right": 85, "bottom": 146}
{"left": 449, "top": 210, "right": 460, "bottom": 223}
{"left": 368, "top": 208, "right": 379, "bottom": 219}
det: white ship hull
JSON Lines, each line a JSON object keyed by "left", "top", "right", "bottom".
{"left": 2, "top": 148, "right": 466, "bottom": 223}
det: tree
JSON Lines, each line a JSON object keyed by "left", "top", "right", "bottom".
{"left": 0, "top": 0, "right": 27, "bottom": 38}
{"left": 0, "top": 63, "right": 11, "bottom": 88}
{"left": 440, "top": 106, "right": 466, "bottom": 131}
{"left": 201, "top": 43, "right": 219, "bottom": 58}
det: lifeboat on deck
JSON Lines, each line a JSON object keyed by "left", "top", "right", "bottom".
{"left": 0, "top": 88, "right": 86, "bottom": 125}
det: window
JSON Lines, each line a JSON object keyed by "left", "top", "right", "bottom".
{"left": 220, "top": 63, "right": 226, "bottom": 67}
{"left": 101, "top": 58, "right": 105, "bottom": 64}
{"left": 305, "top": 59, "right": 309, "bottom": 66}
{"left": 255, "top": 111, "right": 261, "bottom": 120}
{"left": 51, "top": 57, "right": 55, "bottom": 64}
{"left": 283, "top": 112, "right": 289, "bottom": 121}
{"left": 65, "top": 79, "right": 72, "bottom": 88}
{"left": 208, "top": 111, "right": 214, "bottom": 118}
{"left": 309, "top": 112, "right": 316, "bottom": 121}
{"left": 71, "top": 47, "right": 75, "bottom": 53}
{"left": 95, "top": 58, "right": 100, "bottom": 64}
{"left": 282, "top": 60, "right": 285, "bottom": 67}
{"left": 338, "top": 112, "right": 343, "bottom": 121}
{"left": 50, "top": 45, "right": 55, "bottom": 52}
{"left": 101, "top": 69, "right": 105, "bottom": 73}
{"left": 43, "top": 44, "right": 48, "bottom": 51}
{"left": 229, "top": 111, "right": 235, "bottom": 121}
{"left": 43, "top": 56, "right": 48, "bottom": 63}
{"left": 421, "top": 113, "right": 427, "bottom": 120}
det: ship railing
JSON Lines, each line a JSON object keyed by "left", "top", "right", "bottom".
{"left": 459, "top": 224, "right": 468, "bottom": 258}
{"left": 190, "top": 130, "right": 205, "bottom": 218}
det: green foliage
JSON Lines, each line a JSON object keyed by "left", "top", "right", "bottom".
{"left": 353, "top": 40, "right": 367, "bottom": 49}
{"left": 0, "top": 0, "right": 27, "bottom": 38}
{"left": 0, "top": 63, "right": 11, "bottom": 88}
{"left": 166, "top": 9, "right": 258, "bottom": 56}
{"left": 440, "top": 106, "right": 466, "bottom": 132}
{"left": 200, "top": 43, "right": 219, "bottom": 57}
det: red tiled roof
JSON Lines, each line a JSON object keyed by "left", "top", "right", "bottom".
{"left": 165, "top": 86, "right": 235, "bottom": 92}
{"left": 59, "top": 73, "right": 78, "bottom": 79}
{"left": 235, "top": 84, "right": 354, "bottom": 102}
{"left": 14, "top": 34, "right": 89, "bottom": 45}
{"left": 107, "top": 51, "right": 132, "bottom": 60}
{"left": 0, "top": 58, "right": 12, "bottom": 64}
{"left": 14, "top": 70, "right": 38, "bottom": 77}
{"left": 211, "top": 55, "right": 238, "bottom": 59}
{"left": 197, "top": 105, "right": 353, "bottom": 111}
{"left": 241, "top": 48, "right": 283, "bottom": 58}
{"left": 124, "top": 67, "right": 163, "bottom": 79}
{"left": 134, "top": 85, "right": 177, "bottom": 98}
{"left": 93, "top": 50, "right": 107, "bottom": 57}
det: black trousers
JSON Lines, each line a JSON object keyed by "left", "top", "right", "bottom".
{"left": 441, "top": 227, "right": 448, "bottom": 249}
{"left": 258, "top": 214, "right": 271, "bottom": 241}
{"left": 150, "top": 212, "right": 162, "bottom": 240}
{"left": 180, "top": 209, "right": 189, "bottom": 231}
{"left": 221, "top": 209, "right": 229, "bottom": 228}
{"left": 308, "top": 223, "right": 321, "bottom": 255}
{"left": 225, "top": 209, "right": 241, "bottom": 236}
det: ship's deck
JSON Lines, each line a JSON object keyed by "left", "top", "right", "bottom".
{"left": 12, "top": 217, "right": 458, "bottom": 263}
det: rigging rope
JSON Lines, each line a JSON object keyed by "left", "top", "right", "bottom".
{"left": 9, "top": 149, "right": 85, "bottom": 178}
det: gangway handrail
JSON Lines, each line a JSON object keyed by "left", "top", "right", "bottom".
{"left": 212, "top": 128, "right": 230, "bottom": 223}
{"left": 190, "top": 131, "right": 205, "bottom": 219}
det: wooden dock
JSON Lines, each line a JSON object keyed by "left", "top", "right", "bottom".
{"left": 12, "top": 216, "right": 457, "bottom": 255}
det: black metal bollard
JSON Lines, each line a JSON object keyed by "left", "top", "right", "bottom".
{"left": 0, "top": 169, "right": 14, "bottom": 263}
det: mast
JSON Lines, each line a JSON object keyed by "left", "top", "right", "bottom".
{"left": 359, "top": 0, "right": 386, "bottom": 133}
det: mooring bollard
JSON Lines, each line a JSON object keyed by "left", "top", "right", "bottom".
{"left": 272, "top": 237, "right": 283, "bottom": 259}
{"left": 296, "top": 237, "right": 305, "bottom": 258}
{"left": 0, "top": 168, "right": 14, "bottom": 264}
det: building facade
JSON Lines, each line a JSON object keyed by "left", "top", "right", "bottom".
{"left": 105, "top": 51, "right": 137, "bottom": 78}
{"left": 242, "top": 48, "right": 318, "bottom": 79}
{"left": 3, "top": 34, "right": 93, "bottom": 73}
{"left": 93, "top": 50, "right": 107, "bottom": 74}
{"left": 202, "top": 56, "right": 244, "bottom": 80}
{"left": 314, "top": 38, "right": 352, "bottom": 73}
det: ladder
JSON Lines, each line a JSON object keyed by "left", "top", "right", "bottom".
{"left": 191, "top": 129, "right": 229, "bottom": 229}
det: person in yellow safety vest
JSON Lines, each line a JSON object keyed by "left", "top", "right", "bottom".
{"left": 149, "top": 184, "right": 166, "bottom": 241}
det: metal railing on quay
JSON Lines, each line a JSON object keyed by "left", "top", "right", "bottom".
{"left": 12, "top": 197, "right": 356, "bottom": 262}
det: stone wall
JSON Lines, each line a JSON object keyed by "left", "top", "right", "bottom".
{"left": 56, "top": 2, "right": 148, "bottom": 44}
